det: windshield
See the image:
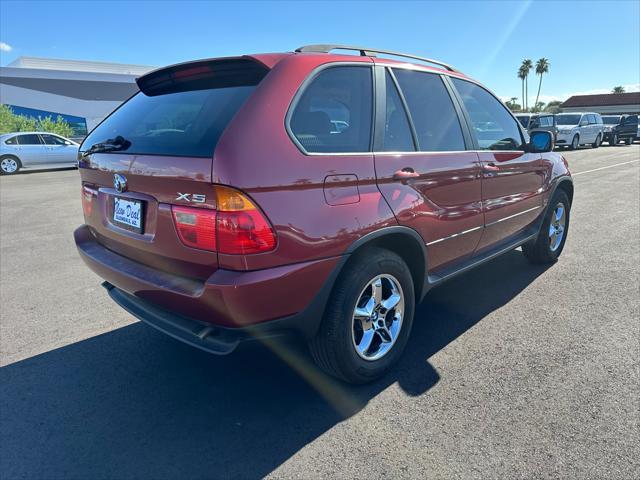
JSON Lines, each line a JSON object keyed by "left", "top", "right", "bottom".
{"left": 602, "top": 116, "right": 621, "bottom": 125}
{"left": 82, "top": 85, "right": 258, "bottom": 157}
{"left": 515, "top": 115, "right": 530, "bottom": 128}
{"left": 555, "top": 114, "right": 582, "bottom": 126}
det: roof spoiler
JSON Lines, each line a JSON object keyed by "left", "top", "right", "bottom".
{"left": 136, "top": 57, "right": 270, "bottom": 96}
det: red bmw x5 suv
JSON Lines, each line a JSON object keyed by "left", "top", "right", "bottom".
{"left": 75, "top": 45, "right": 572, "bottom": 383}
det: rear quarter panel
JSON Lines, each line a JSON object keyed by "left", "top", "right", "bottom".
{"left": 213, "top": 54, "right": 399, "bottom": 271}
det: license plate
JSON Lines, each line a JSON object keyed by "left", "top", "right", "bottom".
{"left": 113, "top": 197, "right": 144, "bottom": 233}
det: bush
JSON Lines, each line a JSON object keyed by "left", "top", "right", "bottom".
{"left": 0, "top": 104, "right": 75, "bottom": 138}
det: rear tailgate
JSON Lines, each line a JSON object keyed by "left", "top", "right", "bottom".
{"left": 78, "top": 57, "right": 270, "bottom": 281}
{"left": 81, "top": 153, "right": 218, "bottom": 280}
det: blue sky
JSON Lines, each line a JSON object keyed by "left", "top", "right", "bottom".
{"left": 1, "top": 0, "right": 638, "bottom": 103}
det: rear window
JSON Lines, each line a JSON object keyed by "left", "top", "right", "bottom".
{"left": 82, "top": 61, "right": 266, "bottom": 158}
{"left": 18, "top": 134, "right": 43, "bottom": 145}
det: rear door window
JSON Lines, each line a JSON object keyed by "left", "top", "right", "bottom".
{"left": 451, "top": 78, "right": 523, "bottom": 151}
{"left": 393, "top": 69, "right": 465, "bottom": 151}
{"left": 290, "top": 66, "right": 373, "bottom": 153}
{"left": 382, "top": 70, "right": 415, "bottom": 152}
{"left": 17, "top": 134, "right": 43, "bottom": 145}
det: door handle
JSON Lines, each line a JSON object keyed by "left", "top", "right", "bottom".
{"left": 393, "top": 167, "right": 420, "bottom": 183}
{"left": 483, "top": 163, "right": 500, "bottom": 172}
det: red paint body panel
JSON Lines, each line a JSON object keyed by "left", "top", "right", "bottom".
{"left": 374, "top": 151, "right": 483, "bottom": 271}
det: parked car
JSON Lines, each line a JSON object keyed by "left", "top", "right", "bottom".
{"left": 554, "top": 112, "right": 604, "bottom": 150}
{"left": 528, "top": 113, "right": 557, "bottom": 141}
{"left": 74, "top": 45, "right": 573, "bottom": 383}
{"left": 0, "top": 132, "right": 79, "bottom": 174}
{"left": 602, "top": 114, "right": 637, "bottom": 146}
{"left": 515, "top": 113, "right": 534, "bottom": 128}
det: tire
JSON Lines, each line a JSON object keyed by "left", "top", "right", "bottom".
{"left": 592, "top": 133, "right": 601, "bottom": 148}
{"left": 522, "top": 190, "right": 570, "bottom": 264}
{"left": 0, "top": 156, "right": 21, "bottom": 175}
{"left": 309, "top": 248, "right": 415, "bottom": 384}
{"left": 625, "top": 136, "right": 633, "bottom": 145}
{"left": 610, "top": 133, "right": 618, "bottom": 146}
{"left": 569, "top": 135, "right": 579, "bottom": 150}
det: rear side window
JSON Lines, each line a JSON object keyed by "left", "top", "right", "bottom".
{"left": 290, "top": 66, "right": 373, "bottom": 153}
{"left": 393, "top": 69, "right": 465, "bottom": 152}
{"left": 17, "top": 134, "right": 43, "bottom": 145}
{"left": 452, "top": 78, "right": 523, "bottom": 151}
{"left": 82, "top": 61, "right": 267, "bottom": 158}
{"left": 383, "top": 71, "right": 415, "bottom": 152}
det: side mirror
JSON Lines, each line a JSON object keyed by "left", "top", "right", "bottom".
{"left": 528, "top": 131, "right": 554, "bottom": 153}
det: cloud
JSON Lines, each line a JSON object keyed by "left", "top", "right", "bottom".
{"left": 0, "top": 42, "right": 12, "bottom": 52}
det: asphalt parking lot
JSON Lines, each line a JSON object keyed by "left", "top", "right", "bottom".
{"left": 1, "top": 145, "right": 639, "bottom": 479}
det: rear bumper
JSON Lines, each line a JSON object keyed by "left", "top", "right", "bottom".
{"left": 75, "top": 225, "right": 341, "bottom": 339}
{"left": 104, "top": 282, "right": 306, "bottom": 355}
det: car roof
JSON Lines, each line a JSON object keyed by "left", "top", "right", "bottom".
{"left": 557, "top": 112, "right": 599, "bottom": 115}
{"left": 1, "top": 131, "right": 67, "bottom": 136}
{"left": 140, "top": 46, "right": 473, "bottom": 88}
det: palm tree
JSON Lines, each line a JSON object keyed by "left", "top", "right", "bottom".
{"left": 612, "top": 86, "right": 626, "bottom": 94}
{"left": 521, "top": 59, "right": 533, "bottom": 110}
{"left": 518, "top": 66, "right": 527, "bottom": 111}
{"left": 534, "top": 58, "right": 550, "bottom": 111}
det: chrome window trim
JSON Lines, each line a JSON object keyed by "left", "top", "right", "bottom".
{"left": 284, "top": 61, "right": 376, "bottom": 156}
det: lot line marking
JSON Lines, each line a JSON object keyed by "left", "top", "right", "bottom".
{"left": 573, "top": 159, "right": 639, "bottom": 177}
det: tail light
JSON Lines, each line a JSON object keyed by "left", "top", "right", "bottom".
{"left": 172, "top": 206, "right": 217, "bottom": 252}
{"left": 82, "top": 186, "right": 96, "bottom": 217}
{"left": 215, "top": 186, "right": 276, "bottom": 255}
{"left": 171, "top": 186, "right": 276, "bottom": 255}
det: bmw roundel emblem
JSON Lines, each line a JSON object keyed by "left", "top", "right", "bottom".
{"left": 114, "top": 173, "right": 127, "bottom": 193}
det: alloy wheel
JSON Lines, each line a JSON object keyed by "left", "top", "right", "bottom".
{"left": 351, "top": 274, "right": 404, "bottom": 361}
{"left": 549, "top": 203, "right": 566, "bottom": 252}
{"left": 1, "top": 158, "right": 18, "bottom": 174}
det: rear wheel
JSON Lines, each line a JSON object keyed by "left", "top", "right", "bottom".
{"left": 309, "top": 248, "right": 415, "bottom": 384}
{"left": 523, "top": 190, "right": 570, "bottom": 264}
{"left": 592, "top": 134, "right": 601, "bottom": 148}
{"left": 570, "top": 135, "right": 579, "bottom": 150}
{"left": 0, "top": 156, "right": 21, "bottom": 175}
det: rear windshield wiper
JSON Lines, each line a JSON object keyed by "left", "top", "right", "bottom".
{"left": 82, "top": 136, "right": 131, "bottom": 157}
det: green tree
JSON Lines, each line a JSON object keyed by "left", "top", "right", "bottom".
{"left": 37, "top": 115, "right": 74, "bottom": 138}
{"left": 517, "top": 66, "right": 527, "bottom": 111}
{"left": 533, "top": 58, "right": 550, "bottom": 110}
{"left": 505, "top": 97, "right": 522, "bottom": 112}
{"left": 612, "top": 86, "right": 626, "bottom": 94}
{"left": 521, "top": 59, "right": 533, "bottom": 110}
{"left": 0, "top": 104, "right": 36, "bottom": 133}
{"left": 544, "top": 100, "right": 563, "bottom": 113}
{"left": 533, "top": 101, "right": 546, "bottom": 113}
{"left": 0, "top": 105, "right": 74, "bottom": 137}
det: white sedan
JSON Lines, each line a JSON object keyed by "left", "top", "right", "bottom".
{"left": 0, "top": 132, "right": 79, "bottom": 174}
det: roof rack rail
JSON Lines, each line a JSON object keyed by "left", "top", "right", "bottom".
{"left": 294, "top": 44, "right": 459, "bottom": 73}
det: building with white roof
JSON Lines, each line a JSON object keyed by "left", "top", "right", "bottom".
{"left": 0, "top": 56, "right": 155, "bottom": 137}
